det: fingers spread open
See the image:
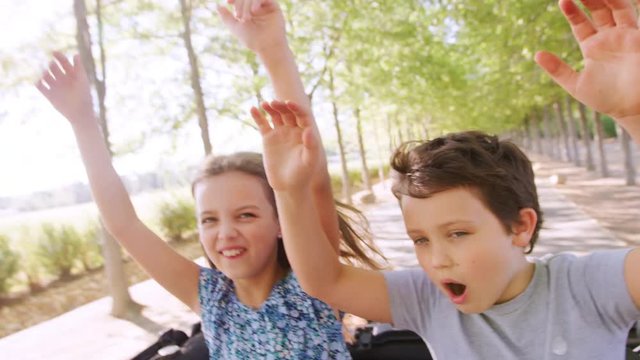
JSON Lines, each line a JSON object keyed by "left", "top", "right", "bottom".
{"left": 52, "top": 52, "right": 73, "bottom": 76}
{"left": 535, "top": 51, "right": 579, "bottom": 97}
{"left": 270, "top": 100, "right": 297, "bottom": 127}
{"left": 580, "top": 0, "right": 616, "bottom": 28}
{"left": 42, "top": 69, "right": 55, "bottom": 88}
{"left": 561, "top": 0, "right": 598, "bottom": 41}
{"left": 604, "top": 0, "right": 638, "bottom": 27}
{"left": 35, "top": 78, "right": 50, "bottom": 95}
{"left": 285, "top": 101, "right": 313, "bottom": 128}
{"left": 48, "top": 59, "right": 65, "bottom": 80}
{"left": 217, "top": 4, "right": 237, "bottom": 27}
{"left": 261, "top": 101, "right": 284, "bottom": 127}
{"left": 251, "top": 106, "right": 272, "bottom": 135}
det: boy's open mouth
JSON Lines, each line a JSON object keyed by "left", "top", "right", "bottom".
{"left": 443, "top": 280, "right": 467, "bottom": 303}
{"left": 446, "top": 282, "right": 466, "bottom": 296}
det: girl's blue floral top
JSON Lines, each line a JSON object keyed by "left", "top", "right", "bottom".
{"left": 198, "top": 267, "right": 352, "bottom": 359}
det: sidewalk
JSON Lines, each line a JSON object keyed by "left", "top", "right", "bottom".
{"left": 0, "top": 169, "right": 629, "bottom": 359}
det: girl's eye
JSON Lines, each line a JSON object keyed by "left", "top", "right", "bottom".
{"left": 201, "top": 217, "right": 217, "bottom": 225}
{"left": 239, "top": 212, "right": 256, "bottom": 219}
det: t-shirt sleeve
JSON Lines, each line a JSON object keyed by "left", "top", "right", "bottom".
{"left": 383, "top": 269, "right": 437, "bottom": 334}
{"left": 198, "top": 266, "right": 223, "bottom": 310}
{"left": 567, "top": 249, "right": 640, "bottom": 329}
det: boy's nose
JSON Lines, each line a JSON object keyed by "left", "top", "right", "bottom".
{"left": 430, "top": 245, "right": 453, "bottom": 269}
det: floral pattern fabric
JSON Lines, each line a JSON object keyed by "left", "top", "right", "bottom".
{"left": 199, "top": 267, "right": 352, "bottom": 359}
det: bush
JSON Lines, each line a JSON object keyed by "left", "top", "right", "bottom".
{"left": 77, "top": 221, "right": 104, "bottom": 271}
{"left": 157, "top": 196, "right": 197, "bottom": 241}
{"left": 0, "top": 235, "right": 20, "bottom": 295}
{"left": 35, "top": 223, "right": 85, "bottom": 280}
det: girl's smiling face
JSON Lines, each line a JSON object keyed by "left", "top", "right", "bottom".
{"left": 401, "top": 187, "right": 536, "bottom": 314}
{"left": 194, "top": 171, "right": 282, "bottom": 282}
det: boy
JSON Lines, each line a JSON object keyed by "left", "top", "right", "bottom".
{"left": 250, "top": 0, "right": 640, "bottom": 358}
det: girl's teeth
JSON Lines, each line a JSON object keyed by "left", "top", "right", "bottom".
{"left": 222, "top": 249, "right": 244, "bottom": 257}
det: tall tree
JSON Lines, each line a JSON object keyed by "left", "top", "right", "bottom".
{"left": 73, "top": 0, "right": 139, "bottom": 317}
{"left": 577, "top": 103, "right": 595, "bottom": 171}
{"left": 179, "top": 0, "right": 212, "bottom": 155}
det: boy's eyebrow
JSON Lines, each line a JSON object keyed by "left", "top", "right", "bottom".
{"left": 406, "top": 220, "right": 474, "bottom": 235}
{"left": 437, "top": 220, "right": 475, "bottom": 231}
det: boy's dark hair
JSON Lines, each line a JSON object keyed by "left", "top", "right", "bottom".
{"left": 390, "top": 131, "right": 543, "bottom": 253}
{"left": 192, "top": 152, "right": 386, "bottom": 270}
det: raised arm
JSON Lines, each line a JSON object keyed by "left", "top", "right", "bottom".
{"left": 218, "top": 0, "right": 341, "bottom": 254}
{"left": 535, "top": 0, "right": 640, "bottom": 143}
{"left": 250, "top": 101, "right": 392, "bottom": 322}
{"left": 36, "top": 53, "right": 201, "bottom": 312}
{"left": 536, "top": 0, "right": 640, "bottom": 310}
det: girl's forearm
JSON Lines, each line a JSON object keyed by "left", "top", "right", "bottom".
{"left": 71, "top": 118, "right": 140, "bottom": 236}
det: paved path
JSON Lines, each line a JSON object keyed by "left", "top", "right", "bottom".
{"left": 0, "top": 171, "right": 629, "bottom": 359}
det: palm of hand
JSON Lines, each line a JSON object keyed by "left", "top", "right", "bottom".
{"left": 38, "top": 59, "right": 93, "bottom": 123}
{"left": 576, "top": 28, "right": 640, "bottom": 120}
{"left": 262, "top": 125, "right": 316, "bottom": 192}
{"left": 228, "top": 2, "right": 286, "bottom": 51}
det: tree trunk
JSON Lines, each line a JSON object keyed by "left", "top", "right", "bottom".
{"left": 386, "top": 115, "right": 395, "bottom": 153}
{"left": 564, "top": 97, "right": 581, "bottom": 166}
{"left": 328, "top": 71, "right": 352, "bottom": 205}
{"left": 530, "top": 112, "right": 543, "bottom": 155}
{"left": 618, "top": 126, "right": 637, "bottom": 186}
{"left": 593, "top": 110, "right": 610, "bottom": 177}
{"left": 373, "top": 118, "right": 386, "bottom": 187}
{"left": 542, "top": 106, "right": 556, "bottom": 159}
{"left": 355, "top": 107, "right": 374, "bottom": 201}
{"left": 74, "top": 0, "right": 138, "bottom": 318}
{"left": 179, "top": 0, "right": 212, "bottom": 156}
{"left": 577, "top": 103, "right": 595, "bottom": 171}
{"left": 553, "top": 101, "right": 572, "bottom": 162}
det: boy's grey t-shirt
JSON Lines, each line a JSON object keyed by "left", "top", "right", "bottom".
{"left": 384, "top": 249, "right": 640, "bottom": 360}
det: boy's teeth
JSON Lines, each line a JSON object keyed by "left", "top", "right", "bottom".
{"left": 222, "top": 249, "right": 244, "bottom": 257}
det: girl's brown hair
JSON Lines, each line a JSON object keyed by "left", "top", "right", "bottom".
{"left": 191, "top": 152, "right": 386, "bottom": 270}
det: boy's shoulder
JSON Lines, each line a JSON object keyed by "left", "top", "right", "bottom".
{"left": 534, "top": 248, "right": 632, "bottom": 268}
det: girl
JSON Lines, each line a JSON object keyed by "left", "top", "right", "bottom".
{"left": 35, "top": 1, "right": 383, "bottom": 358}
{"left": 251, "top": 0, "right": 640, "bottom": 359}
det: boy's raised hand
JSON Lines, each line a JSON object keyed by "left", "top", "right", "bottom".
{"left": 536, "top": 0, "right": 640, "bottom": 129}
{"left": 35, "top": 52, "right": 94, "bottom": 124}
{"left": 251, "top": 100, "right": 321, "bottom": 192}
{"left": 217, "top": 0, "right": 287, "bottom": 54}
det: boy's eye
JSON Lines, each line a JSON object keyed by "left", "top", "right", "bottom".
{"left": 413, "top": 237, "right": 429, "bottom": 246}
{"left": 450, "top": 231, "right": 468, "bottom": 239}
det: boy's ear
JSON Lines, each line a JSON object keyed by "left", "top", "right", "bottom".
{"left": 511, "top": 208, "right": 537, "bottom": 248}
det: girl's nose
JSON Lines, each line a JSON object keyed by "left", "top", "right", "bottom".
{"left": 217, "top": 222, "right": 239, "bottom": 240}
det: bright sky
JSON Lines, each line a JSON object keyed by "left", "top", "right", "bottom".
{"left": 0, "top": 0, "right": 268, "bottom": 198}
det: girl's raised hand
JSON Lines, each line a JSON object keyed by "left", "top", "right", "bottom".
{"left": 35, "top": 52, "right": 94, "bottom": 124}
{"left": 251, "top": 100, "right": 322, "bottom": 192}
{"left": 217, "top": 0, "right": 287, "bottom": 54}
{"left": 535, "top": 0, "right": 640, "bottom": 127}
